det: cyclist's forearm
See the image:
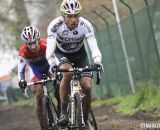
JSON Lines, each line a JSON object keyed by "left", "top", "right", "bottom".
{"left": 87, "top": 37, "right": 102, "bottom": 61}
{"left": 17, "top": 57, "right": 27, "bottom": 80}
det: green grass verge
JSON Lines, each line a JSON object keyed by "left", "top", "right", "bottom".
{"left": 16, "top": 94, "right": 57, "bottom": 107}
{"left": 92, "top": 81, "right": 160, "bottom": 116}
{"left": 17, "top": 97, "right": 35, "bottom": 106}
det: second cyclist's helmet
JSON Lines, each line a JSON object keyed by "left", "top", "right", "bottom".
{"left": 21, "top": 25, "right": 40, "bottom": 43}
{"left": 60, "top": 0, "right": 82, "bottom": 15}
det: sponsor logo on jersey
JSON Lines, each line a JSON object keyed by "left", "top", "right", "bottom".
{"left": 51, "top": 21, "right": 63, "bottom": 32}
{"left": 80, "top": 21, "right": 91, "bottom": 33}
{"left": 60, "top": 42, "right": 82, "bottom": 51}
{"left": 57, "top": 34, "right": 85, "bottom": 42}
{"left": 73, "top": 30, "right": 78, "bottom": 35}
{"left": 62, "top": 30, "right": 69, "bottom": 35}
{"left": 86, "top": 25, "right": 91, "bottom": 33}
{"left": 80, "top": 21, "right": 84, "bottom": 26}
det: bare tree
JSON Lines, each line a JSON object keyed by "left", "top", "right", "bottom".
{"left": 0, "top": 0, "right": 30, "bottom": 50}
{"left": 0, "top": 0, "right": 60, "bottom": 50}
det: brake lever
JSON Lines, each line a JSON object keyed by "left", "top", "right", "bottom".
{"left": 96, "top": 71, "right": 101, "bottom": 85}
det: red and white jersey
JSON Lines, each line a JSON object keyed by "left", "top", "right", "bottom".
{"left": 19, "top": 39, "right": 47, "bottom": 62}
{"left": 18, "top": 39, "right": 50, "bottom": 80}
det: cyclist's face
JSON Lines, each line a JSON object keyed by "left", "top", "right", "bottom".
{"left": 64, "top": 13, "right": 80, "bottom": 30}
{"left": 26, "top": 40, "right": 39, "bottom": 53}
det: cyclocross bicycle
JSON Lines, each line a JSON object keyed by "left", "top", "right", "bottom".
{"left": 24, "top": 74, "right": 60, "bottom": 130}
{"left": 52, "top": 65, "right": 103, "bottom": 130}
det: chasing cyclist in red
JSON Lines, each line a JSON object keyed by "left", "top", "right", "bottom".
{"left": 17, "top": 25, "right": 60, "bottom": 130}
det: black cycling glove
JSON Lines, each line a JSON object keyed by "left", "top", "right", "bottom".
{"left": 18, "top": 78, "right": 27, "bottom": 90}
{"left": 94, "top": 63, "right": 104, "bottom": 73}
{"left": 51, "top": 65, "right": 58, "bottom": 73}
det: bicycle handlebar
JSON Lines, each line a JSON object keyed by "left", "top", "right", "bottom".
{"left": 23, "top": 78, "right": 54, "bottom": 99}
{"left": 27, "top": 78, "right": 53, "bottom": 86}
{"left": 52, "top": 66, "right": 102, "bottom": 72}
{"left": 52, "top": 66, "right": 103, "bottom": 85}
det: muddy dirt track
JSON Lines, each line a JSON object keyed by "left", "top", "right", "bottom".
{"left": 0, "top": 103, "right": 160, "bottom": 130}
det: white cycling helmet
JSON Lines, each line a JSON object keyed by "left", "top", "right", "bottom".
{"left": 60, "top": 0, "right": 82, "bottom": 15}
{"left": 21, "top": 25, "right": 40, "bottom": 43}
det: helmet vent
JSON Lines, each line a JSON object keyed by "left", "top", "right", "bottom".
{"left": 22, "top": 34, "right": 28, "bottom": 41}
{"left": 63, "top": 5, "right": 67, "bottom": 9}
{"left": 75, "top": 2, "right": 77, "bottom": 8}
{"left": 32, "top": 30, "right": 36, "bottom": 40}
{"left": 71, "top": 3, "right": 74, "bottom": 10}
{"left": 65, "top": 3, "right": 69, "bottom": 9}
{"left": 28, "top": 32, "right": 31, "bottom": 40}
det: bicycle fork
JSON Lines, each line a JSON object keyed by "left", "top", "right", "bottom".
{"left": 69, "top": 80, "right": 85, "bottom": 128}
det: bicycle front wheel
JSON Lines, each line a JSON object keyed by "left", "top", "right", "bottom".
{"left": 74, "top": 92, "right": 83, "bottom": 130}
{"left": 42, "top": 96, "right": 59, "bottom": 130}
{"left": 88, "top": 108, "right": 98, "bottom": 130}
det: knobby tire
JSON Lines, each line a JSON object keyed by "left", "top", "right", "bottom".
{"left": 74, "top": 92, "right": 83, "bottom": 130}
{"left": 88, "top": 108, "right": 98, "bottom": 130}
{"left": 42, "top": 96, "right": 59, "bottom": 130}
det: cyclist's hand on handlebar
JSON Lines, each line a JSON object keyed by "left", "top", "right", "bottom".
{"left": 94, "top": 63, "right": 104, "bottom": 73}
{"left": 93, "top": 56, "right": 104, "bottom": 72}
{"left": 51, "top": 65, "right": 58, "bottom": 86}
{"left": 18, "top": 78, "right": 27, "bottom": 90}
{"left": 51, "top": 64, "right": 58, "bottom": 73}
{"left": 49, "top": 61, "right": 57, "bottom": 73}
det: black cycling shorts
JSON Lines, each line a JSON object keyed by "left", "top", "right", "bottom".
{"left": 55, "top": 45, "right": 92, "bottom": 78}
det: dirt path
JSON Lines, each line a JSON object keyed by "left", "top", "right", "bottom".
{"left": 0, "top": 103, "right": 160, "bottom": 130}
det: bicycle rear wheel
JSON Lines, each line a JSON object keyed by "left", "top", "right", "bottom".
{"left": 88, "top": 108, "right": 98, "bottom": 130}
{"left": 42, "top": 96, "right": 59, "bottom": 130}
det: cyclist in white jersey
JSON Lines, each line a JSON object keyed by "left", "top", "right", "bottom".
{"left": 46, "top": 0, "right": 102, "bottom": 128}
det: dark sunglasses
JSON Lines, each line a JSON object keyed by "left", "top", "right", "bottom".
{"left": 65, "top": 14, "right": 80, "bottom": 18}
{"left": 27, "top": 41, "right": 37, "bottom": 46}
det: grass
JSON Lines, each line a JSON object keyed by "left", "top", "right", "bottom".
{"left": 16, "top": 94, "right": 58, "bottom": 107}
{"left": 17, "top": 97, "right": 35, "bottom": 106}
{"left": 92, "top": 81, "right": 160, "bottom": 116}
